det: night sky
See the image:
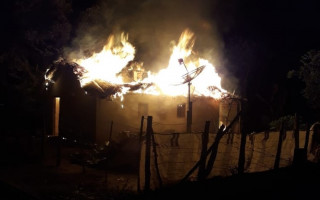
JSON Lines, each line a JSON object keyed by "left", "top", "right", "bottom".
{"left": 1, "top": 0, "right": 320, "bottom": 133}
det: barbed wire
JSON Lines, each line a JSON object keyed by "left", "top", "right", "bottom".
{"left": 137, "top": 122, "right": 308, "bottom": 185}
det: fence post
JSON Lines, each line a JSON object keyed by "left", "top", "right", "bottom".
{"left": 108, "top": 120, "right": 113, "bottom": 141}
{"left": 300, "top": 122, "right": 311, "bottom": 163}
{"left": 137, "top": 116, "right": 144, "bottom": 192}
{"left": 180, "top": 110, "right": 241, "bottom": 183}
{"left": 151, "top": 128, "right": 162, "bottom": 187}
{"left": 304, "top": 123, "right": 310, "bottom": 150}
{"left": 105, "top": 120, "right": 113, "bottom": 185}
{"left": 197, "top": 121, "right": 210, "bottom": 181}
{"left": 274, "top": 121, "right": 285, "bottom": 169}
{"left": 204, "top": 124, "right": 225, "bottom": 178}
{"left": 294, "top": 113, "right": 300, "bottom": 149}
{"left": 144, "top": 116, "right": 152, "bottom": 192}
{"left": 238, "top": 124, "right": 246, "bottom": 174}
{"left": 293, "top": 114, "right": 307, "bottom": 166}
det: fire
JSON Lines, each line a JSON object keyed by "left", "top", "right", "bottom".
{"left": 73, "top": 33, "right": 135, "bottom": 87}
{"left": 44, "top": 67, "right": 56, "bottom": 90}
{"left": 69, "top": 29, "right": 227, "bottom": 99}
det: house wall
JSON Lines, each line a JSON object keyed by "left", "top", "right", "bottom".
{"left": 95, "top": 93, "right": 221, "bottom": 144}
{"left": 47, "top": 66, "right": 96, "bottom": 142}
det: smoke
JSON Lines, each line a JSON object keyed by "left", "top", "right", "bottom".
{"left": 63, "top": 0, "right": 238, "bottom": 92}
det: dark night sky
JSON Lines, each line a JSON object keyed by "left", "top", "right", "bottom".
{"left": 1, "top": 0, "right": 320, "bottom": 132}
{"left": 222, "top": 0, "right": 320, "bottom": 81}
{"left": 212, "top": 0, "right": 320, "bottom": 130}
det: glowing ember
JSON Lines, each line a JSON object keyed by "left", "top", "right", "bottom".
{"left": 67, "top": 29, "right": 227, "bottom": 99}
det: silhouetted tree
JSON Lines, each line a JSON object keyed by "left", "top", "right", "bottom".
{"left": 298, "top": 50, "right": 320, "bottom": 110}
{"left": 0, "top": 0, "right": 72, "bottom": 134}
{"left": 286, "top": 49, "right": 320, "bottom": 122}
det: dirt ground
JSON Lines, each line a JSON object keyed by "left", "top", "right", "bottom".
{"left": 147, "top": 162, "right": 320, "bottom": 200}
{"left": 1, "top": 136, "right": 320, "bottom": 200}
{"left": 0, "top": 140, "right": 140, "bottom": 200}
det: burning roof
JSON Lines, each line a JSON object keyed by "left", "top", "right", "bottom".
{"left": 46, "top": 29, "right": 229, "bottom": 100}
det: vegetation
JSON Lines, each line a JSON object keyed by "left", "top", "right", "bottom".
{"left": 269, "top": 115, "right": 295, "bottom": 131}
{"left": 298, "top": 50, "right": 320, "bottom": 110}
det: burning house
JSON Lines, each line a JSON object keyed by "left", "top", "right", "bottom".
{"left": 46, "top": 29, "right": 240, "bottom": 144}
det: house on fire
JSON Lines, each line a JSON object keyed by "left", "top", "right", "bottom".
{"left": 46, "top": 62, "right": 240, "bottom": 145}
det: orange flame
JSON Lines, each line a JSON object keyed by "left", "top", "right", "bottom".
{"left": 73, "top": 33, "right": 135, "bottom": 87}
{"left": 71, "top": 29, "right": 227, "bottom": 99}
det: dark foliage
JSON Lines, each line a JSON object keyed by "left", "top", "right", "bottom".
{"left": 299, "top": 50, "right": 320, "bottom": 110}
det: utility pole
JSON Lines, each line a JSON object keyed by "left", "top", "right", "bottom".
{"left": 187, "top": 82, "right": 192, "bottom": 133}
{"left": 178, "top": 58, "right": 192, "bottom": 133}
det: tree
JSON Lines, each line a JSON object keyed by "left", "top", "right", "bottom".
{"left": 287, "top": 50, "right": 320, "bottom": 121}
{"left": 298, "top": 50, "right": 320, "bottom": 110}
{"left": 0, "top": 0, "right": 72, "bottom": 135}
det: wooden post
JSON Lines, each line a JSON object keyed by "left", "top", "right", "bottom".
{"left": 293, "top": 113, "right": 306, "bottom": 166}
{"left": 300, "top": 122, "right": 311, "bottom": 164}
{"left": 144, "top": 116, "right": 152, "bottom": 192}
{"left": 151, "top": 128, "right": 162, "bottom": 187}
{"left": 109, "top": 120, "right": 113, "bottom": 141}
{"left": 180, "top": 110, "right": 241, "bottom": 183}
{"left": 274, "top": 121, "right": 285, "bottom": 169}
{"left": 137, "top": 116, "right": 144, "bottom": 192}
{"left": 52, "top": 97, "right": 60, "bottom": 137}
{"left": 304, "top": 123, "right": 310, "bottom": 150}
{"left": 294, "top": 113, "right": 299, "bottom": 149}
{"left": 53, "top": 97, "right": 61, "bottom": 168}
{"left": 187, "top": 82, "right": 192, "bottom": 133}
{"left": 204, "top": 123, "right": 224, "bottom": 178}
{"left": 238, "top": 118, "right": 246, "bottom": 174}
{"left": 238, "top": 134, "right": 246, "bottom": 174}
{"left": 197, "top": 121, "right": 210, "bottom": 181}
{"left": 105, "top": 121, "right": 113, "bottom": 185}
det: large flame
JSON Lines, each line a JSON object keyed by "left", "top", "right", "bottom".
{"left": 73, "top": 33, "right": 135, "bottom": 87}
{"left": 70, "top": 29, "right": 227, "bottom": 99}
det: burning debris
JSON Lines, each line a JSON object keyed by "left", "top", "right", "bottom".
{"left": 117, "top": 61, "right": 147, "bottom": 82}
{"left": 82, "top": 81, "right": 154, "bottom": 99}
{"left": 82, "top": 80, "right": 122, "bottom": 99}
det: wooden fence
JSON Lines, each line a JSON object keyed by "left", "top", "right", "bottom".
{"left": 137, "top": 114, "right": 316, "bottom": 191}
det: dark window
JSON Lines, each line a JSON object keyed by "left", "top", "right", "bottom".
{"left": 177, "top": 104, "right": 186, "bottom": 118}
{"left": 138, "top": 103, "right": 148, "bottom": 117}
